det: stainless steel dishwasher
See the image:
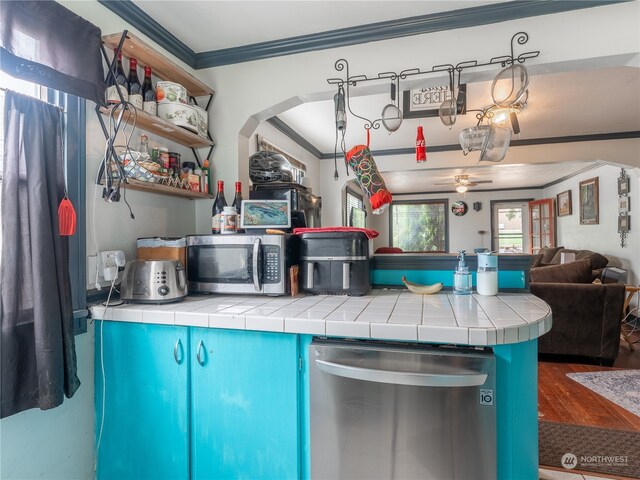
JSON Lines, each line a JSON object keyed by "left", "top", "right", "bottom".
{"left": 309, "top": 339, "right": 496, "bottom": 479}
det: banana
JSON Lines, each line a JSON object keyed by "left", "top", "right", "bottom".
{"left": 401, "top": 277, "right": 443, "bottom": 295}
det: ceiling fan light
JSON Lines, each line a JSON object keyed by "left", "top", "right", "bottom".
{"left": 456, "top": 184, "right": 468, "bottom": 193}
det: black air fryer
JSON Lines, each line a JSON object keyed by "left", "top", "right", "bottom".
{"left": 300, "top": 231, "right": 371, "bottom": 296}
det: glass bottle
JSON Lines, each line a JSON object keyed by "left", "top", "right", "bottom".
{"left": 127, "top": 57, "right": 143, "bottom": 109}
{"left": 106, "top": 48, "right": 128, "bottom": 105}
{"left": 453, "top": 250, "right": 472, "bottom": 295}
{"left": 232, "top": 181, "right": 243, "bottom": 233}
{"left": 416, "top": 126, "right": 426, "bottom": 163}
{"left": 231, "top": 182, "right": 243, "bottom": 215}
{"left": 139, "top": 134, "right": 149, "bottom": 156}
{"left": 211, "top": 180, "right": 227, "bottom": 234}
{"left": 141, "top": 66, "right": 156, "bottom": 115}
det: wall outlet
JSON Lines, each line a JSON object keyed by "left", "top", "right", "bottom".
{"left": 101, "top": 250, "right": 126, "bottom": 281}
{"left": 87, "top": 255, "right": 106, "bottom": 288}
{"left": 87, "top": 250, "right": 126, "bottom": 288}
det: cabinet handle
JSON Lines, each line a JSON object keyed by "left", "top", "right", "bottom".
{"left": 196, "top": 340, "right": 205, "bottom": 366}
{"left": 174, "top": 339, "right": 183, "bottom": 365}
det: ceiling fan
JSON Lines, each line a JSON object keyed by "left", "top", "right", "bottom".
{"left": 434, "top": 175, "right": 493, "bottom": 193}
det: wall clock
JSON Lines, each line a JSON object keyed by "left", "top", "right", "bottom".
{"left": 451, "top": 201, "right": 468, "bottom": 216}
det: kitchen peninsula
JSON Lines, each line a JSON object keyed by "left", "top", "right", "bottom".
{"left": 91, "top": 289, "right": 550, "bottom": 480}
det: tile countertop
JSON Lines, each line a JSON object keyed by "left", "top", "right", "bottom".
{"left": 90, "top": 290, "right": 552, "bottom": 346}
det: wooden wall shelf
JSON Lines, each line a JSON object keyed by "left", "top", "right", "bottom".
{"left": 99, "top": 106, "right": 214, "bottom": 149}
{"left": 109, "top": 178, "right": 214, "bottom": 200}
{"left": 102, "top": 32, "right": 214, "bottom": 98}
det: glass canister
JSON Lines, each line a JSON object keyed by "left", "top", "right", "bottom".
{"left": 453, "top": 250, "right": 472, "bottom": 295}
{"left": 477, "top": 252, "right": 498, "bottom": 296}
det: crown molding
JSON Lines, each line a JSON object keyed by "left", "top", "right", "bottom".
{"left": 195, "top": 0, "right": 630, "bottom": 68}
{"left": 97, "top": 0, "right": 197, "bottom": 68}
{"left": 318, "top": 130, "right": 640, "bottom": 159}
{"left": 266, "top": 117, "right": 324, "bottom": 159}
{"left": 99, "top": 0, "right": 631, "bottom": 69}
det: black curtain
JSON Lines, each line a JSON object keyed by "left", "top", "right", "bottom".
{"left": 0, "top": 0, "right": 106, "bottom": 106}
{"left": 1, "top": 91, "right": 80, "bottom": 418}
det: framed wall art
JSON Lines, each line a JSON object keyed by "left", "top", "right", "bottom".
{"left": 579, "top": 177, "right": 599, "bottom": 225}
{"left": 556, "top": 190, "right": 572, "bottom": 217}
{"left": 618, "top": 196, "right": 630, "bottom": 214}
{"left": 618, "top": 214, "right": 630, "bottom": 233}
{"left": 618, "top": 175, "right": 630, "bottom": 195}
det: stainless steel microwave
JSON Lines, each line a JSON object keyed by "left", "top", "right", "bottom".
{"left": 186, "top": 234, "right": 300, "bottom": 295}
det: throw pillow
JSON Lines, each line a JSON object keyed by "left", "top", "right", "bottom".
{"left": 576, "top": 250, "right": 609, "bottom": 270}
{"left": 530, "top": 253, "right": 544, "bottom": 268}
{"left": 539, "top": 246, "right": 564, "bottom": 264}
{"left": 549, "top": 249, "right": 609, "bottom": 270}
{"left": 550, "top": 248, "right": 578, "bottom": 265}
{"left": 530, "top": 259, "right": 593, "bottom": 284}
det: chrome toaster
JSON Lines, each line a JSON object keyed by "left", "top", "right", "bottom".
{"left": 120, "top": 259, "right": 188, "bottom": 304}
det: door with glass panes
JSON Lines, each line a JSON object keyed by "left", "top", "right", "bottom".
{"left": 528, "top": 198, "right": 555, "bottom": 254}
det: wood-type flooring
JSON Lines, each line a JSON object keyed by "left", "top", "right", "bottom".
{"left": 537, "top": 324, "right": 640, "bottom": 479}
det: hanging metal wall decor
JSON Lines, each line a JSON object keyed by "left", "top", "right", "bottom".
{"left": 326, "top": 32, "right": 539, "bottom": 136}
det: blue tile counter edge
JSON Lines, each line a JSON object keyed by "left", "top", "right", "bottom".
{"left": 89, "top": 290, "right": 552, "bottom": 347}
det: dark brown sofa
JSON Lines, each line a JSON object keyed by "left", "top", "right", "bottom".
{"left": 530, "top": 258, "right": 626, "bottom": 366}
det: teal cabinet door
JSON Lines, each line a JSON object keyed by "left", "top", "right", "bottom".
{"left": 190, "top": 328, "right": 300, "bottom": 480}
{"left": 95, "top": 321, "right": 190, "bottom": 480}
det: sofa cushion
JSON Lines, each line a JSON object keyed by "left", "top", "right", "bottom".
{"left": 550, "top": 248, "right": 609, "bottom": 269}
{"left": 530, "top": 259, "right": 593, "bottom": 284}
{"left": 531, "top": 253, "right": 544, "bottom": 268}
{"left": 539, "top": 246, "right": 564, "bottom": 264}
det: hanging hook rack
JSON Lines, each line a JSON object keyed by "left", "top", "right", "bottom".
{"left": 327, "top": 32, "right": 539, "bottom": 133}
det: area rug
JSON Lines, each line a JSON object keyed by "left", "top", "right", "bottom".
{"left": 539, "top": 421, "right": 640, "bottom": 478}
{"left": 566, "top": 369, "right": 640, "bottom": 417}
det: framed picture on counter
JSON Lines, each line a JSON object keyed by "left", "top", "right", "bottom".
{"left": 240, "top": 199, "right": 291, "bottom": 229}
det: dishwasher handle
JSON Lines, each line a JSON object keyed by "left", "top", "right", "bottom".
{"left": 315, "top": 359, "right": 488, "bottom": 387}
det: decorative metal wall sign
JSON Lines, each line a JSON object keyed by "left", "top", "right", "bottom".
{"left": 402, "top": 84, "right": 467, "bottom": 119}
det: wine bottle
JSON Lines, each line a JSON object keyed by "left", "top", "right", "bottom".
{"left": 231, "top": 181, "right": 243, "bottom": 233}
{"left": 128, "top": 57, "right": 143, "bottom": 110}
{"left": 141, "top": 66, "right": 156, "bottom": 115}
{"left": 231, "top": 182, "right": 243, "bottom": 215}
{"left": 211, "top": 180, "right": 227, "bottom": 234}
{"left": 106, "top": 49, "right": 128, "bottom": 105}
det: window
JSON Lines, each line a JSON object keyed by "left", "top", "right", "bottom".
{"left": 345, "top": 187, "right": 365, "bottom": 228}
{"left": 390, "top": 200, "right": 448, "bottom": 252}
{"left": 0, "top": 73, "right": 86, "bottom": 334}
{"left": 491, "top": 200, "right": 532, "bottom": 253}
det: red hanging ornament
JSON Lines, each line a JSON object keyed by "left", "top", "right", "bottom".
{"left": 416, "top": 126, "right": 426, "bottom": 163}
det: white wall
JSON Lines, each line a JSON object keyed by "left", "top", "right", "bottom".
{"left": 543, "top": 163, "right": 640, "bottom": 284}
